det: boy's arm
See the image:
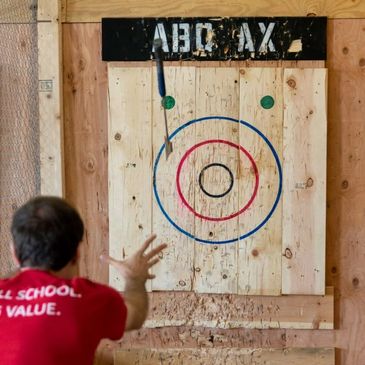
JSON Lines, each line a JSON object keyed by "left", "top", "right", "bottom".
{"left": 101, "top": 234, "right": 166, "bottom": 331}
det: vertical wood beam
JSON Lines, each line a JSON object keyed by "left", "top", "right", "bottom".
{"left": 38, "top": 0, "right": 64, "bottom": 196}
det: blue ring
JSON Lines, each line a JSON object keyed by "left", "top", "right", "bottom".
{"left": 153, "top": 116, "right": 282, "bottom": 244}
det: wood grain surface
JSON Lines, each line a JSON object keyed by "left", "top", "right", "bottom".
{"left": 107, "top": 66, "right": 153, "bottom": 291}
{"left": 115, "top": 347, "right": 334, "bottom": 365}
{"left": 151, "top": 67, "right": 196, "bottom": 291}
{"left": 326, "top": 19, "right": 365, "bottom": 364}
{"left": 38, "top": 0, "right": 64, "bottom": 196}
{"left": 282, "top": 68, "right": 327, "bottom": 295}
{"left": 65, "top": 0, "right": 365, "bottom": 22}
{"left": 146, "top": 290, "right": 333, "bottom": 329}
{"left": 63, "top": 24, "right": 109, "bottom": 282}
{"left": 107, "top": 64, "right": 326, "bottom": 295}
{"left": 193, "top": 68, "right": 240, "bottom": 293}
{"left": 238, "top": 68, "right": 283, "bottom": 296}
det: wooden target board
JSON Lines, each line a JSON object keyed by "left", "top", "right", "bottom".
{"left": 108, "top": 66, "right": 327, "bottom": 295}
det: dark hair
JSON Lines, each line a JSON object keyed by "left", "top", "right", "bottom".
{"left": 11, "top": 196, "right": 84, "bottom": 271}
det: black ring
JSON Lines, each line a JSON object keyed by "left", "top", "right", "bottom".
{"left": 198, "top": 163, "right": 234, "bottom": 198}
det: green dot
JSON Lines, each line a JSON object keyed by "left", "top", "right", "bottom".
{"left": 260, "top": 95, "right": 275, "bottom": 109}
{"left": 162, "top": 95, "right": 175, "bottom": 110}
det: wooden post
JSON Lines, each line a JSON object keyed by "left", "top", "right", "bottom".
{"left": 38, "top": 0, "right": 64, "bottom": 196}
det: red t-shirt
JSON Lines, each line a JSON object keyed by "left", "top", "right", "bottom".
{"left": 0, "top": 269, "right": 127, "bottom": 365}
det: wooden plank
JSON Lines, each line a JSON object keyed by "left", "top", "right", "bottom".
{"left": 38, "top": 0, "right": 59, "bottom": 21}
{"left": 38, "top": 0, "right": 64, "bottom": 196}
{"left": 238, "top": 68, "right": 283, "bottom": 296}
{"left": 107, "top": 66, "right": 152, "bottom": 291}
{"left": 119, "top": 327, "right": 342, "bottom": 350}
{"left": 146, "top": 289, "right": 334, "bottom": 329}
{"left": 326, "top": 18, "right": 365, "bottom": 364}
{"left": 61, "top": 0, "right": 67, "bottom": 23}
{"left": 282, "top": 68, "right": 327, "bottom": 295}
{"left": 115, "top": 348, "right": 334, "bottom": 365}
{"left": 151, "top": 67, "right": 196, "bottom": 291}
{"left": 65, "top": 0, "right": 365, "bottom": 22}
{"left": 62, "top": 23, "right": 109, "bottom": 282}
{"left": 193, "top": 68, "right": 240, "bottom": 293}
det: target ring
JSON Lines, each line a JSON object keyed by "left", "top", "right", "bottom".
{"left": 198, "top": 163, "right": 234, "bottom": 199}
{"left": 176, "top": 139, "right": 259, "bottom": 222}
{"left": 153, "top": 116, "right": 282, "bottom": 244}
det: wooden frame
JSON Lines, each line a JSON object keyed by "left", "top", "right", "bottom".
{"left": 64, "top": 0, "right": 365, "bottom": 23}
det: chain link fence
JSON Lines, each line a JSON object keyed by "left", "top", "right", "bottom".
{"left": 0, "top": 0, "right": 40, "bottom": 275}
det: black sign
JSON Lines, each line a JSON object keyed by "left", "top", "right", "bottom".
{"left": 102, "top": 17, "right": 326, "bottom": 62}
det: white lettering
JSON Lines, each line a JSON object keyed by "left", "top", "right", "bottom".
{"left": 152, "top": 23, "right": 169, "bottom": 52}
{"left": 57, "top": 285, "right": 69, "bottom": 296}
{"left": 149, "top": 21, "right": 277, "bottom": 57}
{"left": 6, "top": 305, "right": 21, "bottom": 317}
{"left": 46, "top": 302, "right": 57, "bottom": 316}
{"left": 15, "top": 285, "right": 81, "bottom": 300}
{"left": 69, "top": 287, "right": 82, "bottom": 298}
{"left": 0, "top": 290, "right": 13, "bottom": 300}
{"left": 24, "top": 286, "right": 47, "bottom": 300}
{"left": 238, "top": 23, "right": 255, "bottom": 52}
{"left": 172, "top": 23, "right": 190, "bottom": 53}
{"left": 6, "top": 303, "right": 58, "bottom": 318}
{"left": 196, "top": 23, "right": 213, "bottom": 52}
{"left": 45, "top": 285, "right": 57, "bottom": 297}
{"left": 258, "top": 22, "right": 276, "bottom": 53}
{"left": 16, "top": 290, "right": 25, "bottom": 300}
{"left": 24, "top": 288, "right": 35, "bottom": 300}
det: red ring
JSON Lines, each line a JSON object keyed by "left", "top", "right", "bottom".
{"left": 176, "top": 139, "right": 259, "bottom": 222}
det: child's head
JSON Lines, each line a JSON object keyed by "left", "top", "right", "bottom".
{"left": 11, "top": 196, "right": 84, "bottom": 271}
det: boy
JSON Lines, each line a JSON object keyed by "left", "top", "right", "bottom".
{"left": 0, "top": 196, "right": 166, "bottom": 365}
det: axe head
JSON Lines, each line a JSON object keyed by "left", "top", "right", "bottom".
{"left": 164, "top": 137, "right": 173, "bottom": 159}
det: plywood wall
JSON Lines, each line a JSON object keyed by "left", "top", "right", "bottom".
{"left": 63, "top": 23, "right": 109, "bottom": 282}
{"left": 326, "top": 19, "right": 365, "bottom": 364}
{"left": 62, "top": 19, "right": 365, "bottom": 365}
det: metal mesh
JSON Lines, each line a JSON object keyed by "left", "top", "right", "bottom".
{"left": 0, "top": 0, "right": 40, "bottom": 276}
{"left": 0, "top": 0, "right": 37, "bottom": 24}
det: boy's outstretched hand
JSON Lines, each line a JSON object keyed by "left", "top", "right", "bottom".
{"left": 100, "top": 234, "right": 167, "bottom": 284}
{"left": 100, "top": 234, "right": 167, "bottom": 331}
